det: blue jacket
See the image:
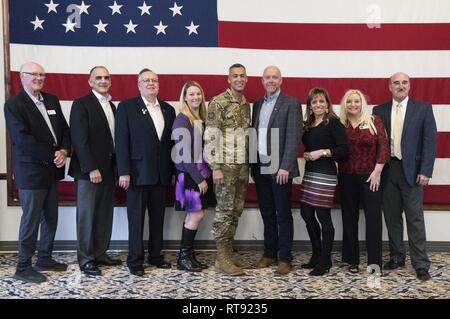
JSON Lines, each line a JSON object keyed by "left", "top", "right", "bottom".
{"left": 373, "top": 98, "right": 437, "bottom": 187}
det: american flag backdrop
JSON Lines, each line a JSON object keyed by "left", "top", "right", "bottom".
{"left": 6, "top": 0, "right": 450, "bottom": 205}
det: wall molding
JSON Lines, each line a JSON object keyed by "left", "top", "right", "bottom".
{"left": 1, "top": 240, "right": 450, "bottom": 252}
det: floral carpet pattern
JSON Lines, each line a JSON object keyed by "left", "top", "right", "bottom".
{"left": 1, "top": 251, "right": 449, "bottom": 299}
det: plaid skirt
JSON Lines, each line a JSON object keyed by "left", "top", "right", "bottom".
{"left": 300, "top": 171, "right": 337, "bottom": 208}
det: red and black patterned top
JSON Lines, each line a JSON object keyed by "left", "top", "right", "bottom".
{"left": 338, "top": 115, "right": 389, "bottom": 175}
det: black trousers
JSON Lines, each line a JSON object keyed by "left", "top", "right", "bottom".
{"left": 253, "top": 167, "right": 293, "bottom": 262}
{"left": 17, "top": 183, "right": 58, "bottom": 270}
{"left": 338, "top": 173, "right": 383, "bottom": 267}
{"left": 126, "top": 184, "right": 167, "bottom": 269}
{"left": 76, "top": 178, "right": 115, "bottom": 267}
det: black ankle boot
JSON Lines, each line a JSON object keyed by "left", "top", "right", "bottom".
{"left": 177, "top": 248, "right": 202, "bottom": 272}
{"left": 309, "top": 263, "right": 330, "bottom": 276}
{"left": 178, "top": 227, "right": 205, "bottom": 271}
{"left": 302, "top": 223, "right": 322, "bottom": 269}
{"left": 191, "top": 249, "right": 208, "bottom": 269}
{"left": 301, "top": 253, "right": 320, "bottom": 269}
{"left": 189, "top": 229, "right": 208, "bottom": 269}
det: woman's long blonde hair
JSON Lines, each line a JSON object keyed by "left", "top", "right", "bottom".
{"left": 178, "top": 81, "right": 207, "bottom": 129}
{"left": 339, "top": 89, "right": 377, "bottom": 135}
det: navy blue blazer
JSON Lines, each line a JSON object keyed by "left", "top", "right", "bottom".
{"left": 4, "top": 90, "right": 71, "bottom": 189}
{"left": 373, "top": 98, "right": 437, "bottom": 187}
{"left": 68, "top": 92, "right": 116, "bottom": 180}
{"left": 115, "top": 96, "right": 175, "bottom": 186}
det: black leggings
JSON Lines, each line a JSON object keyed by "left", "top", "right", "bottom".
{"left": 300, "top": 203, "right": 334, "bottom": 233}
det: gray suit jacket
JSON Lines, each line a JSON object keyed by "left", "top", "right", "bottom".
{"left": 251, "top": 92, "right": 302, "bottom": 177}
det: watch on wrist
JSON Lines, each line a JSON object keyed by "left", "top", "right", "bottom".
{"left": 322, "top": 150, "right": 327, "bottom": 157}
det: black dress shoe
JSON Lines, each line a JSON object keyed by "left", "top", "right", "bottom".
{"left": 34, "top": 258, "right": 68, "bottom": 272}
{"left": 129, "top": 267, "right": 145, "bottom": 276}
{"left": 96, "top": 256, "right": 122, "bottom": 266}
{"left": 148, "top": 260, "right": 171, "bottom": 269}
{"left": 13, "top": 268, "right": 47, "bottom": 283}
{"left": 416, "top": 268, "right": 431, "bottom": 282}
{"left": 383, "top": 260, "right": 405, "bottom": 270}
{"left": 80, "top": 262, "right": 101, "bottom": 276}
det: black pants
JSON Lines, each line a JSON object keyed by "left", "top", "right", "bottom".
{"left": 338, "top": 173, "right": 383, "bottom": 267}
{"left": 17, "top": 183, "right": 58, "bottom": 270}
{"left": 126, "top": 184, "right": 167, "bottom": 269}
{"left": 254, "top": 168, "right": 293, "bottom": 262}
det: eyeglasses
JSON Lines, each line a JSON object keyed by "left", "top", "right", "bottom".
{"left": 22, "top": 72, "right": 46, "bottom": 78}
{"left": 94, "top": 75, "right": 110, "bottom": 81}
{"left": 139, "top": 78, "right": 159, "bottom": 84}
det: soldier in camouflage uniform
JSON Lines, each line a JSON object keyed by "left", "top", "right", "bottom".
{"left": 204, "top": 63, "right": 251, "bottom": 275}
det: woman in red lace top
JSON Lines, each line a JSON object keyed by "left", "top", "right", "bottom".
{"left": 338, "top": 89, "right": 389, "bottom": 274}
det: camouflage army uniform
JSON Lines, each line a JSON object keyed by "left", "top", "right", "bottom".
{"left": 204, "top": 89, "right": 251, "bottom": 275}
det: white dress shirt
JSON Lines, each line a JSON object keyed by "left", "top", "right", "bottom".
{"left": 92, "top": 90, "right": 115, "bottom": 146}
{"left": 26, "top": 91, "right": 58, "bottom": 144}
{"left": 142, "top": 96, "right": 164, "bottom": 140}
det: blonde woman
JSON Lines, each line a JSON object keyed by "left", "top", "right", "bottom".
{"left": 172, "top": 81, "right": 215, "bottom": 272}
{"left": 338, "top": 89, "right": 389, "bottom": 274}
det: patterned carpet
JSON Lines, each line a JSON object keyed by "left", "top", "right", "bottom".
{"left": 1, "top": 251, "right": 449, "bottom": 299}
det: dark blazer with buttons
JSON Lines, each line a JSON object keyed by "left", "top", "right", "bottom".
{"left": 115, "top": 96, "right": 175, "bottom": 186}
{"left": 251, "top": 92, "right": 303, "bottom": 177}
{"left": 68, "top": 92, "right": 116, "bottom": 180}
{"left": 373, "top": 98, "right": 437, "bottom": 187}
{"left": 4, "top": 90, "right": 71, "bottom": 189}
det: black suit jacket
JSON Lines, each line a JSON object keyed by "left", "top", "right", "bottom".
{"left": 373, "top": 98, "right": 437, "bottom": 187}
{"left": 251, "top": 92, "right": 302, "bottom": 177}
{"left": 4, "top": 90, "right": 71, "bottom": 189}
{"left": 68, "top": 92, "right": 116, "bottom": 180}
{"left": 115, "top": 96, "right": 175, "bottom": 186}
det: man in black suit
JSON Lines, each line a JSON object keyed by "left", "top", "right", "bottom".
{"left": 69, "top": 66, "right": 121, "bottom": 276}
{"left": 115, "top": 69, "right": 175, "bottom": 276}
{"left": 251, "top": 66, "right": 302, "bottom": 275}
{"left": 4, "top": 62, "right": 71, "bottom": 283}
{"left": 373, "top": 72, "right": 437, "bottom": 282}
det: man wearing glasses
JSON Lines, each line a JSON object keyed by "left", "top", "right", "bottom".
{"left": 115, "top": 69, "right": 175, "bottom": 276}
{"left": 4, "top": 62, "right": 71, "bottom": 283}
{"left": 69, "top": 66, "right": 121, "bottom": 276}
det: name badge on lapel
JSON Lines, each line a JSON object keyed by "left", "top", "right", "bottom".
{"left": 47, "top": 109, "right": 56, "bottom": 115}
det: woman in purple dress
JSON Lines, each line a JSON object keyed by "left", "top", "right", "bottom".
{"left": 172, "top": 81, "right": 215, "bottom": 272}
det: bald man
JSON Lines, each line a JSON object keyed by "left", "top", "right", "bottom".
{"left": 373, "top": 72, "right": 437, "bottom": 282}
{"left": 4, "top": 62, "right": 71, "bottom": 283}
{"left": 251, "top": 66, "right": 302, "bottom": 275}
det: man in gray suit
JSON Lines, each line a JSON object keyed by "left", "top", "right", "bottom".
{"left": 251, "top": 66, "right": 302, "bottom": 275}
{"left": 373, "top": 72, "right": 437, "bottom": 282}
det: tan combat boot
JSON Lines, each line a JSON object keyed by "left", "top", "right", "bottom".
{"left": 215, "top": 242, "right": 245, "bottom": 276}
{"left": 227, "top": 241, "right": 252, "bottom": 269}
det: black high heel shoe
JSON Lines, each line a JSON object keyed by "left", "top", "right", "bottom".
{"left": 301, "top": 254, "right": 320, "bottom": 269}
{"left": 309, "top": 264, "right": 330, "bottom": 276}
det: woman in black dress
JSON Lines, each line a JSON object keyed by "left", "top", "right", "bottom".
{"left": 300, "top": 87, "right": 348, "bottom": 276}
